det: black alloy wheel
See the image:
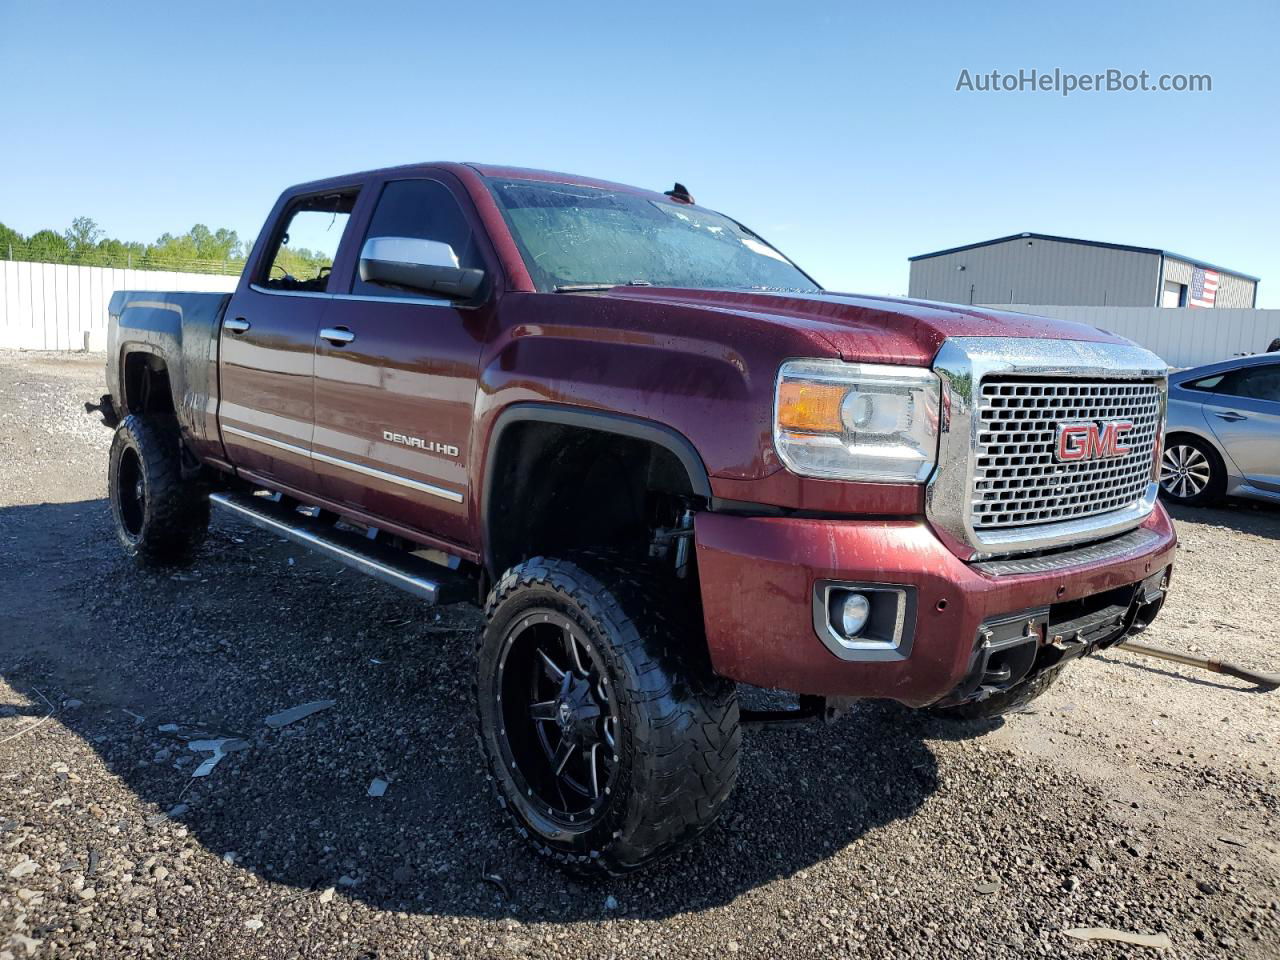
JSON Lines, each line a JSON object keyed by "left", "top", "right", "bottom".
{"left": 497, "top": 609, "right": 620, "bottom": 827}
{"left": 115, "top": 445, "right": 147, "bottom": 542}
{"left": 108, "top": 414, "right": 209, "bottom": 564}
{"left": 476, "top": 555, "right": 741, "bottom": 875}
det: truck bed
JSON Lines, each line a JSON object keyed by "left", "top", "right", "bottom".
{"left": 106, "top": 290, "right": 231, "bottom": 456}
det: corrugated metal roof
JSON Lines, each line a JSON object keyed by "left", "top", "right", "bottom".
{"left": 909, "top": 232, "right": 1260, "bottom": 283}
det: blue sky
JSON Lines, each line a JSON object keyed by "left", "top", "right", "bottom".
{"left": 2, "top": 0, "right": 1276, "bottom": 304}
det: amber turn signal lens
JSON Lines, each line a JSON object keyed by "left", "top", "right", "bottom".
{"left": 777, "top": 381, "right": 845, "bottom": 432}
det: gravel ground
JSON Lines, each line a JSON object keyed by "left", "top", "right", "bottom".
{"left": 0, "top": 349, "right": 1277, "bottom": 960}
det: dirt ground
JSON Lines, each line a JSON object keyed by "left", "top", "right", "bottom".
{"left": 1, "top": 350, "right": 1277, "bottom": 959}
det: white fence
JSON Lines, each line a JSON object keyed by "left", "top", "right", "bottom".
{"left": 0, "top": 260, "right": 238, "bottom": 352}
{"left": 3, "top": 260, "right": 1277, "bottom": 369}
{"left": 991, "top": 305, "right": 1280, "bottom": 368}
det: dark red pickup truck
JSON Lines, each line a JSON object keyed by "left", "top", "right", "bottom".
{"left": 101, "top": 162, "right": 1176, "bottom": 874}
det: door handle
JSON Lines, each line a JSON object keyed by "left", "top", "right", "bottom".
{"left": 320, "top": 326, "right": 355, "bottom": 346}
{"left": 224, "top": 318, "right": 251, "bottom": 334}
{"left": 1214, "top": 411, "right": 1248, "bottom": 422}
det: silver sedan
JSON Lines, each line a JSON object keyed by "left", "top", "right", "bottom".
{"left": 1162, "top": 353, "right": 1280, "bottom": 506}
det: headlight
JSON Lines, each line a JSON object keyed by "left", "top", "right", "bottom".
{"left": 774, "top": 359, "right": 941, "bottom": 483}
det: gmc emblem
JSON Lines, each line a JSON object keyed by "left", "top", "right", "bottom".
{"left": 1055, "top": 421, "right": 1134, "bottom": 462}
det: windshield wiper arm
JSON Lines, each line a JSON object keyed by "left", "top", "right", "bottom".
{"left": 554, "top": 280, "right": 653, "bottom": 292}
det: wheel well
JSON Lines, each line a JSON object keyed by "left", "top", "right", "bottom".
{"left": 1162, "top": 432, "right": 1228, "bottom": 471}
{"left": 1164, "top": 430, "right": 1224, "bottom": 464}
{"left": 122, "top": 352, "right": 175, "bottom": 417}
{"left": 484, "top": 419, "right": 705, "bottom": 578}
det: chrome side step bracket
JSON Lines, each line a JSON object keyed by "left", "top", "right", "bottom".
{"left": 209, "top": 491, "right": 473, "bottom": 605}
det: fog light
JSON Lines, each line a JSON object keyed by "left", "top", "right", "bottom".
{"left": 814, "top": 581, "right": 915, "bottom": 661}
{"left": 833, "top": 591, "right": 871, "bottom": 638}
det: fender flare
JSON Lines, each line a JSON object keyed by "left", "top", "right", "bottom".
{"left": 481, "top": 402, "right": 713, "bottom": 571}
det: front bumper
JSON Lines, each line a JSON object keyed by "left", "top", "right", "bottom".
{"left": 693, "top": 503, "right": 1177, "bottom": 707}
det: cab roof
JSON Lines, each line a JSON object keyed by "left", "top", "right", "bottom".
{"left": 284, "top": 161, "right": 674, "bottom": 204}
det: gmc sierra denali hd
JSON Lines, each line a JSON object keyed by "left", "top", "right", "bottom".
{"left": 99, "top": 162, "right": 1176, "bottom": 874}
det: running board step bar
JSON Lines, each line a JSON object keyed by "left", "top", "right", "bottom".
{"left": 209, "top": 491, "right": 473, "bottom": 605}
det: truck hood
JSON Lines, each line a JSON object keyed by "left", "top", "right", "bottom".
{"left": 607, "top": 287, "right": 1129, "bottom": 365}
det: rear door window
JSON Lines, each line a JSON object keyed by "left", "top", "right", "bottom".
{"left": 261, "top": 192, "right": 357, "bottom": 293}
{"left": 1183, "top": 374, "right": 1224, "bottom": 392}
{"left": 1216, "top": 364, "right": 1280, "bottom": 403}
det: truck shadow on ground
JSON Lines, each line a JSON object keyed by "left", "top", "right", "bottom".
{"left": 0, "top": 498, "right": 948, "bottom": 923}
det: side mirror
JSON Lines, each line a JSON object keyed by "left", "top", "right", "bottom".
{"left": 358, "top": 237, "right": 485, "bottom": 300}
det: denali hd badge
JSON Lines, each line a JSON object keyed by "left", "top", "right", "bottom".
{"left": 383, "top": 431, "right": 460, "bottom": 458}
{"left": 1054, "top": 421, "right": 1134, "bottom": 462}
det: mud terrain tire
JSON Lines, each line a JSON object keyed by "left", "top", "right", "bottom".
{"left": 108, "top": 414, "right": 208, "bottom": 565}
{"left": 476, "top": 555, "right": 740, "bottom": 875}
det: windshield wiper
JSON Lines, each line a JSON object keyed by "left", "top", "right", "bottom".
{"left": 554, "top": 280, "right": 653, "bottom": 292}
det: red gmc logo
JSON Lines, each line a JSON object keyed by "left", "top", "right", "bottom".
{"left": 1055, "top": 421, "right": 1134, "bottom": 462}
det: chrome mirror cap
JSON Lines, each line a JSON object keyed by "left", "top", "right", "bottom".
{"left": 360, "top": 236, "right": 460, "bottom": 269}
{"left": 358, "top": 236, "right": 484, "bottom": 300}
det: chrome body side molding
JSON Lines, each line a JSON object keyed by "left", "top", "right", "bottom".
{"left": 220, "top": 425, "right": 464, "bottom": 504}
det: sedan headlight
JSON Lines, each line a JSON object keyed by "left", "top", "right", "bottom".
{"left": 774, "top": 359, "right": 941, "bottom": 483}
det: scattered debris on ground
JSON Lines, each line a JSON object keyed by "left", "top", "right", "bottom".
{"left": 1063, "top": 927, "right": 1174, "bottom": 950}
{"left": 187, "top": 737, "right": 250, "bottom": 777}
{"left": 1, "top": 350, "right": 1277, "bottom": 958}
{"left": 264, "top": 700, "right": 336, "bottom": 729}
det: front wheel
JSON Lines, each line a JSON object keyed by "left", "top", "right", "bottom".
{"left": 475, "top": 556, "right": 741, "bottom": 875}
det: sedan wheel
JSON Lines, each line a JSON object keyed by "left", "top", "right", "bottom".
{"left": 1161, "top": 445, "right": 1211, "bottom": 499}
{"left": 1158, "top": 438, "right": 1223, "bottom": 506}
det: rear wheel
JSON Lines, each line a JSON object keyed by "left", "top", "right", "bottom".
{"left": 476, "top": 556, "right": 740, "bottom": 875}
{"left": 108, "top": 415, "right": 209, "bottom": 565}
{"left": 1159, "top": 435, "right": 1225, "bottom": 506}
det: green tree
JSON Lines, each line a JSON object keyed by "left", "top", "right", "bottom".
{"left": 149, "top": 224, "right": 243, "bottom": 263}
{"left": 211, "top": 227, "right": 243, "bottom": 260}
{"left": 64, "top": 216, "right": 104, "bottom": 262}
{"left": 0, "top": 221, "right": 24, "bottom": 259}
{"left": 26, "top": 229, "right": 70, "bottom": 262}
{"left": 0, "top": 216, "right": 244, "bottom": 274}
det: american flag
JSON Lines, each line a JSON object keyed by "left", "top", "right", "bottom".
{"left": 1188, "top": 266, "right": 1219, "bottom": 308}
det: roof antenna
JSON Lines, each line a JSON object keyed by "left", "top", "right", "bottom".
{"left": 664, "top": 182, "right": 695, "bottom": 204}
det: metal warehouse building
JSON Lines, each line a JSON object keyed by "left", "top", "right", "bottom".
{"left": 908, "top": 233, "right": 1259, "bottom": 309}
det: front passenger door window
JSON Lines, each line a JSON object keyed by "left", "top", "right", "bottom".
{"left": 351, "top": 179, "right": 485, "bottom": 299}
{"left": 312, "top": 177, "right": 491, "bottom": 548}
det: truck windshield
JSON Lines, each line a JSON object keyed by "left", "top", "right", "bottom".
{"left": 487, "top": 179, "right": 820, "bottom": 294}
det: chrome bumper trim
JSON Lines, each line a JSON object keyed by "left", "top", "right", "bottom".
{"left": 972, "top": 526, "right": 1166, "bottom": 577}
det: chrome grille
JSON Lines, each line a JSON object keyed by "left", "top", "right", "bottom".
{"left": 973, "top": 379, "right": 1161, "bottom": 530}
